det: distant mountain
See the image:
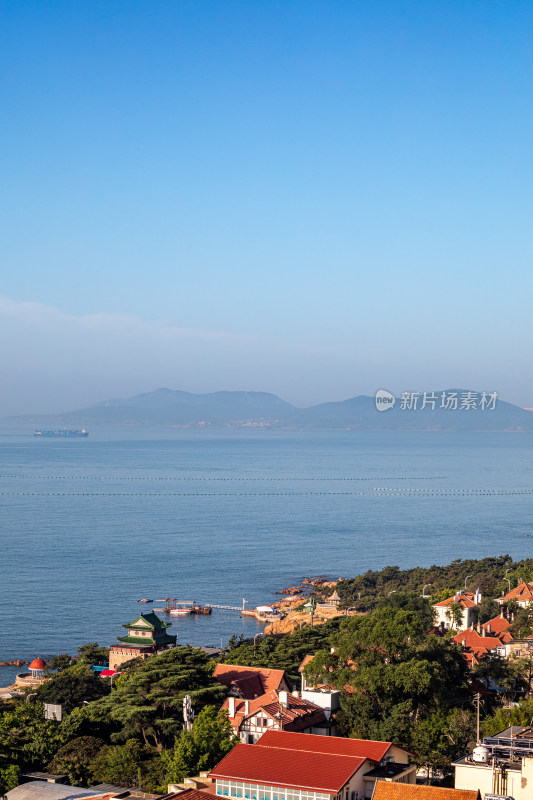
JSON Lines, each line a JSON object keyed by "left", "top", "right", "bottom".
{"left": 4, "top": 388, "right": 533, "bottom": 431}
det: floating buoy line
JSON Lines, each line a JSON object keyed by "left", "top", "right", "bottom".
{"left": 0, "top": 488, "right": 532, "bottom": 497}
{"left": 0, "top": 474, "right": 445, "bottom": 481}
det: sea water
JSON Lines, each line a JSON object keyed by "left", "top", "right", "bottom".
{"left": 1, "top": 427, "right": 532, "bottom": 684}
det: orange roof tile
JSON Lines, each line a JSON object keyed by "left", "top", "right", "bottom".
{"left": 453, "top": 629, "right": 503, "bottom": 651}
{"left": 214, "top": 664, "right": 290, "bottom": 699}
{"left": 372, "top": 782, "right": 480, "bottom": 800}
{"left": 298, "top": 655, "right": 315, "bottom": 672}
{"left": 433, "top": 593, "right": 477, "bottom": 609}
{"left": 497, "top": 579, "right": 533, "bottom": 603}
{"left": 481, "top": 614, "right": 511, "bottom": 636}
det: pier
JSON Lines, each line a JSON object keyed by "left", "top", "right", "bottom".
{"left": 154, "top": 598, "right": 248, "bottom": 613}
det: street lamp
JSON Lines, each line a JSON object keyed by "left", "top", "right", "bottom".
{"left": 253, "top": 633, "right": 264, "bottom": 657}
{"left": 422, "top": 584, "right": 432, "bottom": 598}
{"left": 388, "top": 590, "right": 397, "bottom": 595}
{"left": 346, "top": 607, "right": 357, "bottom": 617}
{"left": 505, "top": 568, "right": 512, "bottom": 593}
{"left": 464, "top": 575, "right": 472, "bottom": 592}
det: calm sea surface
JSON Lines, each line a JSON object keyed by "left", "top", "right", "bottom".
{"left": 1, "top": 427, "right": 532, "bottom": 684}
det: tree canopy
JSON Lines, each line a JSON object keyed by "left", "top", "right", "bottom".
{"left": 89, "top": 646, "right": 227, "bottom": 749}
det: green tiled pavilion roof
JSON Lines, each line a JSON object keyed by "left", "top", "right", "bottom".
{"left": 122, "top": 612, "right": 172, "bottom": 631}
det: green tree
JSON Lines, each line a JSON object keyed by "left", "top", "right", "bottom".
{"left": 0, "top": 700, "right": 63, "bottom": 770}
{"left": 90, "top": 739, "right": 145, "bottom": 787}
{"left": 48, "top": 736, "right": 105, "bottom": 784}
{"left": 482, "top": 696, "right": 533, "bottom": 736}
{"left": 0, "top": 764, "right": 20, "bottom": 795}
{"left": 161, "top": 706, "right": 236, "bottom": 785}
{"left": 47, "top": 655, "right": 74, "bottom": 673}
{"left": 89, "top": 647, "right": 226, "bottom": 750}
{"left": 473, "top": 656, "right": 529, "bottom": 704}
{"left": 376, "top": 592, "right": 435, "bottom": 630}
{"left": 77, "top": 643, "right": 110, "bottom": 665}
{"left": 508, "top": 607, "right": 533, "bottom": 638}
{"left": 476, "top": 597, "right": 500, "bottom": 625}
{"left": 37, "top": 665, "right": 110, "bottom": 713}
{"left": 306, "top": 606, "right": 470, "bottom": 766}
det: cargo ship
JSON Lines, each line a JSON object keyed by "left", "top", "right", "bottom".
{"left": 34, "top": 429, "right": 89, "bottom": 438}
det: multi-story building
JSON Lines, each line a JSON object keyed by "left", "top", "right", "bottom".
{"left": 432, "top": 591, "right": 481, "bottom": 631}
{"left": 496, "top": 579, "right": 533, "bottom": 609}
{"left": 108, "top": 612, "right": 176, "bottom": 671}
{"left": 222, "top": 689, "right": 335, "bottom": 742}
{"left": 209, "top": 730, "right": 416, "bottom": 800}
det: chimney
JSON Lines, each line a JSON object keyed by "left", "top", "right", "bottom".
{"left": 501, "top": 608, "right": 505, "bottom": 619}
{"left": 244, "top": 701, "right": 249, "bottom": 715}
{"left": 228, "top": 697, "right": 236, "bottom": 718}
{"left": 487, "top": 623, "right": 491, "bottom": 634}
{"left": 462, "top": 638, "right": 466, "bottom": 647}
{"left": 279, "top": 691, "right": 289, "bottom": 707}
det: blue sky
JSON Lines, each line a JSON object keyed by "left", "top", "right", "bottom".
{"left": 1, "top": 0, "right": 532, "bottom": 415}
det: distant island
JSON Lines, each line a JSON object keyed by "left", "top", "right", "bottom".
{"left": 4, "top": 387, "right": 533, "bottom": 431}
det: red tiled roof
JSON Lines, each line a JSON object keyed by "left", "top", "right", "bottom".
{"left": 214, "top": 665, "right": 290, "bottom": 699}
{"left": 222, "top": 691, "right": 326, "bottom": 733}
{"left": 165, "top": 790, "right": 218, "bottom": 800}
{"left": 372, "top": 782, "right": 480, "bottom": 800}
{"left": 299, "top": 655, "right": 315, "bottom": 672}
{"left": 258, "top": 729, "right": 403, "bottom": 761}
{"left": 497, "top": 579, "right": 533, "bottom": 604}
{"left": 209, "top": 743, "right": 366, "bottom": 794}
{"left": 453, "top": 629, "right": 503, "bottom": 651}
{"left": 433, "top": 593, "right": 477, "bottom": 610}
{"left": 29, "top": 658, "right": 46, "bottom": 670}
{"left": 481, "top": 614, "right": 511, "bottom": 636}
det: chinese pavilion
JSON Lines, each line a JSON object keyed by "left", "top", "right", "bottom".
{"left": 109, "top": 612, "right": 177, "bottom": 670}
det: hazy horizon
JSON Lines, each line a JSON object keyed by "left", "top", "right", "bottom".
{"left": 2, "top": 2, "right": 532, "bottom": 416}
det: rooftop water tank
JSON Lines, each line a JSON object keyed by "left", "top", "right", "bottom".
{"left": 472, "top": 744, "right": 490, "bottom": 763}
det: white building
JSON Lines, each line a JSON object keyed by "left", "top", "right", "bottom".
{"left": 432, "top": 591, "right": 481, "bottom": 631}
{"left": 454, "top": 725, "right": 533, "bottom": 800}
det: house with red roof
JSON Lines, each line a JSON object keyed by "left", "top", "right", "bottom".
{"left": 496, "top": 579, "right": 533, "bottom": 609}
{"left": 209, "top": 730, "right": 415, "bottom": 800}
{"left": 480, "top": 612, "right": 513, "bottom": 642}
{"left": 453, "top": 627, "right": 507, "bottom": 667}
{"left": 432, "top": 591, "right": 481, "bottom": 632}
{"left": 372, "top": 782, "right": 480, "bottom": 800}
{"left": 214, "top": 665, "right": 292, "bottom": 699}
{"left": 223, "top": 689, "right": 335, "bottom": 743}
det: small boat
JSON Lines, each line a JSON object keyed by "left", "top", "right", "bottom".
{"left": 170, "top": 607, "right": 192, "bottom": 616}
{"left": 138, "top": 598, "right": 153, "bottom": 603}
{"left": 192, "top": 605, "right": 212, "bottom": 615}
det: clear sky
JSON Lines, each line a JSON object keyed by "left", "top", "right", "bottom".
{"left": 1, "top": 0, "right": 532, "bottom": 415}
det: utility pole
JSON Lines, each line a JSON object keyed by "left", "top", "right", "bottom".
{"left": 476, "top": 692, "right": 481, "bottom": 743}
